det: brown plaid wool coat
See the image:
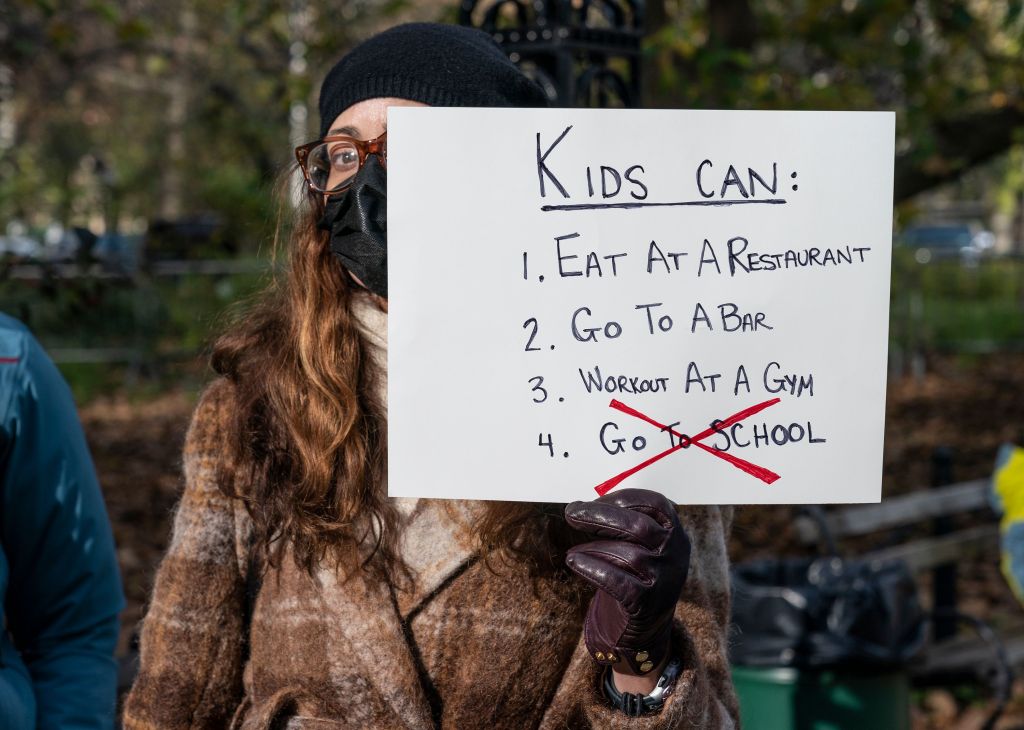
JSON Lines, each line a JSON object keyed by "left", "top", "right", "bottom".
{"left": 122, "top": 303, "right": 740, "bottom": 729}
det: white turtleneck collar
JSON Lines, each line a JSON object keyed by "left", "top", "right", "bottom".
{"left": 351, "top": 294, "right": 420, "bottom": 520}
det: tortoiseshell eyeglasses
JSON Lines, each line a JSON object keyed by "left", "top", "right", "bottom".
{"left": 294, "top": 131, "right": 387, "bottom": 194}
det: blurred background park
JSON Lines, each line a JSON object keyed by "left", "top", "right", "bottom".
{"left": 3, "top": 0, "right": 1024, "bottom": 727}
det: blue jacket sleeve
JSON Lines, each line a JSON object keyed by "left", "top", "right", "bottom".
{"left": 0, "top": 316, "right": 125, "bottom": 730}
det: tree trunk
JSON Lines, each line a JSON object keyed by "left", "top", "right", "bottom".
{"left": 160, "top": 6, "right": 195, "bottom": 220}
{"left": 707, "top": 0, "right": 756, "bottom": 50}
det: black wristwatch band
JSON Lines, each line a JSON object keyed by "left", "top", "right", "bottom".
{"left": 602, "top": 657, "right": 683, "bottom": 717}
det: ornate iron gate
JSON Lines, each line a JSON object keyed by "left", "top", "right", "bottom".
{"left": 459, "top": 0, "right": 645, "bottom": 108}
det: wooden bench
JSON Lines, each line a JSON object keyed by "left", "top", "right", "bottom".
{"left": 794, "top": 478, "right": 998, "bottom": 574}
{"left": 792, "top": 463, "right": 1022, "bottom": 695}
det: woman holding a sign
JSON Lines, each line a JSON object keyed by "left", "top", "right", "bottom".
{"left": 124, "top": 23, "right": 739, "bottom": 729}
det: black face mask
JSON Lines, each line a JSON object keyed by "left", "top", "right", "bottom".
{"left": 317, "top": 154, "right": 387, "bottom": 298}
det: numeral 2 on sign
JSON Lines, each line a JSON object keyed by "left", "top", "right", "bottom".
{"left": 523, "top": 318, "right": 540, "bottom": 352}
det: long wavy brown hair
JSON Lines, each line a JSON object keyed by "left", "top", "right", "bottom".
{"left": 210, "top": 174, "right": 578, "bottom": 587}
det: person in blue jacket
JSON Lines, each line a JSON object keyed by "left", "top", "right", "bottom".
{"left": 0, "top": 313, "right": 124, "bottom": 729}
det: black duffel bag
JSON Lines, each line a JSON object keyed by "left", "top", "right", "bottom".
{"left": 730, "top": 556, "right": 926, "bottom": 668}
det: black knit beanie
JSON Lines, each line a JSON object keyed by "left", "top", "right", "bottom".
{"left": 318, "top": 22, "right": 549, "bottom": 139}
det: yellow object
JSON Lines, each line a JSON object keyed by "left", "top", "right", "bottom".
{"left": 635, "top": 650, "right": 649, "bottom": 662}
{"left": 994, "top": 446, "right": 1024, "bottom": 601}
{"left": 995, "top": 448, "right": 1024, "bottom": 521}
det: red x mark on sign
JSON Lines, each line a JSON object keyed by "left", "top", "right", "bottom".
{"left": 594, "top": 397, "right": 783, "bottom": 496}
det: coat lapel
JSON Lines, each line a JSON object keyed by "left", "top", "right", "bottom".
{"left": 312, "top": 498, "right": 479, "bottom": 728}
{"left": 315, "top": 561, "right": 435, "bottom": 730}
{"left": 393, "top": 498, "right": 480, "bottom": 618}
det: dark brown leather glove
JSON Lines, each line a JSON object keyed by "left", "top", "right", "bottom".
{"left": 564, "top": 488, "right": 690, "bottom": 675}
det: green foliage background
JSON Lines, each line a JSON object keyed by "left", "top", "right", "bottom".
{"left": 1, "top": 0, "right": 1024, "bottom": 398}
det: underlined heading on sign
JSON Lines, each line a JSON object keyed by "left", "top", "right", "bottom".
{"left": 541, "top": 199, "right": 789, "bottom": 212}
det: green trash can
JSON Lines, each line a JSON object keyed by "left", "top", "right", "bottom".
{"left": 732, "top": 664, "right": 911, "bottom": 730}
{"left": 729, "top": 557, "right": 924, "bottom": 730}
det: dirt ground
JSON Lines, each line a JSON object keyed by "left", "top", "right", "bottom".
{"left": 83, "top": 353, "right": 1024, "bottom": 728}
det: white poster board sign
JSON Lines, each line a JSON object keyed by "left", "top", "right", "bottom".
{"left": 387, "top": 108, "right": 894, "bottom": 504}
